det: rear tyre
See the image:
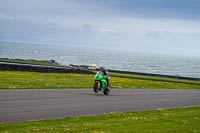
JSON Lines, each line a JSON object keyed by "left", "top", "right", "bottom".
{"left": 94, "top": 82, "right": 99, "bottom": 93}
{"left": 103, "top": 88, "right": 110, "bottom": 95}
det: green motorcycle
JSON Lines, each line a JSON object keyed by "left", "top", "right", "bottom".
{"left": 94, "top": 71, "right": 110, "bottom": 95}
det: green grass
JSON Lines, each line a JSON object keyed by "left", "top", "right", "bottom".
{"left": 0, "top": 71, "right": 200, "bottom": 89}
{"left": 0, "top": 71, "right": 93, "bottom": 89}
{"left": 110, "top": 72, "right": 200, "bottom": 85}
{"left": 0, "top": 106, "right": 200, "bottom": 133}
{"left": 0, "top": 58, "right": 60, "bottom": 66}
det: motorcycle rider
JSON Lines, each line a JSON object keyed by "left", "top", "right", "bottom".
{"left": 99, "top": 67, "right": 110, "bottom": 87}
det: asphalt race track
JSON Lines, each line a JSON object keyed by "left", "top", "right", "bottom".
{"left": 0, "top": 89, "right": 200, "bottom": 123}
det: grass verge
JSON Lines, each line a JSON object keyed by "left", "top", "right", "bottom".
{"left": 0, "top": 106, "right": 200, "bottom": 133}
{"left": 0, "top": 71, "right": 200, "bottom": 89}
{"left": 109, "top": 72, "right": 200, "bottom": 85}
{"left": 0, "top": 58, "right": 60, "bottom": 66}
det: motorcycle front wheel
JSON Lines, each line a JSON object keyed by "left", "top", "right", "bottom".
{"left": 94, "top": 81, "right": 99, "bottom": 93}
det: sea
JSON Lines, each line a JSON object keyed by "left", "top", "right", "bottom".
{"left": 0, "top": 41, "right": 200, "bottom": 78}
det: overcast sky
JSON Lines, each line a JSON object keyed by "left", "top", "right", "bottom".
{"left": 0, "top": 0, "right": 200, "bottom": 55}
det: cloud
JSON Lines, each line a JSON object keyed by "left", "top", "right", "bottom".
{"left": 0, "top": 14, "right": 17, "bottom": 20}
{"left": 81, "top": 0, "right": 200, "bottom": 19}
{"left": 0, "top": 0, "right": 200, "bottom": 56}
{"left": 81, "top": 24, "right": 93, "bottom": 31}
{"left": 99, "top": 28, "right": 117, "bottom": 33}
{"left": 1, "top": 0, "right": 200, "bottom": 20}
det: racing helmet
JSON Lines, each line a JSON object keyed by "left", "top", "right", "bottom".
{"left": 99, "top": 67, "right": 106, "bottom": 73}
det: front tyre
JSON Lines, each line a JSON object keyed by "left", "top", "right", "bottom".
{"left": 103, "top": 88, "right": 110, "bottom": 95}
{"left": 94, "top": 81, "right": 99, "bottom": 93}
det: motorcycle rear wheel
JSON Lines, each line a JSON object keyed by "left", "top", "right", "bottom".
{"left": 103, "top": 88, "right": 110, "bottom": 95}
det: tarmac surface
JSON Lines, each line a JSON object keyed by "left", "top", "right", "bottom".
{"left": 0, "top": 89, "right": 200, "bottom": 123}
